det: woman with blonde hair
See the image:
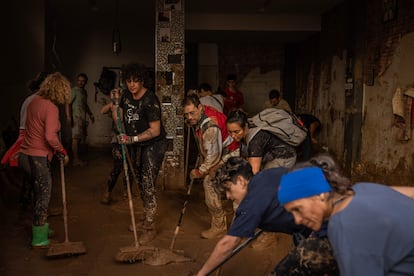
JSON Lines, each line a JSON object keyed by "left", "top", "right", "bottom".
{"left": 18, "top": 72, "right": 71, "bottom": 248}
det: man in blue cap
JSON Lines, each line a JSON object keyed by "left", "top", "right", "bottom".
{"left": 194, "top": 157, "right": 339, "bottom": 275}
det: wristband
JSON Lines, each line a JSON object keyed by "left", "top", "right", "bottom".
{"left": 133, "top": 135, "right": 139, "bottom": 142}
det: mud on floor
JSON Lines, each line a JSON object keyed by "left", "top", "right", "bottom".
{"left": 0, "top": 148, "right": 293, "bottom": 276}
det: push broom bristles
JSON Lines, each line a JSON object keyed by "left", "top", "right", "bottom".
{"left": 143, "top": 247, "right": 192, "bottom": 266}
{"left": 115, "top": 245, "right": 156, "bottom": 263}
{"left": 47, "top": 241, "right": 86, "bottom": 257}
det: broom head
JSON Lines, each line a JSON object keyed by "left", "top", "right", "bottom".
{"left": 115, "top": 245, "right": 157, "bottom": 263}
{"left": 46, "top": 241, "right": 87, "bottom": 258}
{"left": 143, "top": 247, "right": 193, "bottom": 266}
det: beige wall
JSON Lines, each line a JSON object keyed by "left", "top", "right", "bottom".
{"left": 0, "top": 1, "right": 155, "bottom": 150}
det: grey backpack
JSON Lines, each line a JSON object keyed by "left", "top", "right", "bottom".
{"left": 247, "top": 108, "right": 308, "bottom": 146}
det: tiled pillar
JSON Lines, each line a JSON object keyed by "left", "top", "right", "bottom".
{"left": 155, "top": 0, "right": 185, "bottom": 189}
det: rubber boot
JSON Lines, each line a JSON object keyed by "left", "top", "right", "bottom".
{"left": 138, "top": 221, "right": 156, "bottom": 245}
{"left": 100, "top": 191, "right": 112, "bottom": 205}
{"left": 201, "top": 215, "right": 227, "bottom": 239}
{"left": 32, "top": 223, "right": 50, "bottom": 248}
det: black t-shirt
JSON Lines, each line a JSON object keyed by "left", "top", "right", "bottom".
{"left": 298, "top": 114, "right": 320, "bottom": 131}
{"left": 241, "top": 130, "right": 296, "bottom": 163}
{"left": 119, "top": 89, "right": 166, "bottom": 145}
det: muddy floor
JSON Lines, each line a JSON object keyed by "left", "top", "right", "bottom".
{"left": 0, "top": 148, "right": 293, "bottom": 276}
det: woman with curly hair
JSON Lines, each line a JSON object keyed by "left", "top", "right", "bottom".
{"left": 18, "top": 72, "right": 71, "bottom": 248}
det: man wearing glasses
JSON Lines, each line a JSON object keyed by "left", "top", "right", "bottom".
{"left": 182, "top": 94, "right": 233, "bottom": 239}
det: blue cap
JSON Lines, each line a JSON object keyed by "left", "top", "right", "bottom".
{"left": 278, "top": 167, "right": 332, "bottom": 205}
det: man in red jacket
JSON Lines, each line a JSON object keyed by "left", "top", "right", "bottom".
{"left": 222, "top": 74, "right": 244, "bottom": 115}
{"left": 182, "top": 94, "right": 239, "bottom": 239}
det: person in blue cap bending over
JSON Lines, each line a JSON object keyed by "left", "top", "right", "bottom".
{"left": 279, "top": 153, "right": 414, "bottom": 276}
{"left": 195, "top": 157, "right": 339, "bottom": 275}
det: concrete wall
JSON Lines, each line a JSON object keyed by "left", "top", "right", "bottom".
{"left": 46, "top": 1, "right": 155, "bottom": 147}
{"left": 294, "top": 0, "right": 414, "bottom": 184}
{"left": 0, "top": 1, "right": 155, "bottom": 151}
{"left": 359, "top": 32, "right": 414, "bottom": 184}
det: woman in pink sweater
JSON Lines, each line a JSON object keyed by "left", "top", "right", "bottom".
{"left": 18, "top": 72, "right": 71, "bottom": 248}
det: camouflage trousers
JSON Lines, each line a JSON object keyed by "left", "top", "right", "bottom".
{"left": 127, "top": 138, "right": 167, "bottom": 223}
{"left": 18, "top": 154, "right": 52, "bottom": 226}
{"left": 270, "top": 235, "right": 339, "bottom": 276}
{"left": 203, "top": 174, "right": 225, "bottom": 218}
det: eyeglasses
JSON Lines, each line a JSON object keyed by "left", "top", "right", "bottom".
{"left": 184, "top": 108, "right": 199, "bottom": 118}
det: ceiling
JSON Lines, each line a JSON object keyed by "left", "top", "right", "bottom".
{"left": 185, "top": 0, "right": 345, "bottom": 44}
{"left": 60, "top": 0, "right": 345, "bottom": 44}
{"left": 185, "top": 0, "right": 344, "bottom": 15}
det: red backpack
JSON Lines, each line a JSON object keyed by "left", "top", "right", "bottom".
{"left": 203, "top": 105, "right": 239, "bottom": 152}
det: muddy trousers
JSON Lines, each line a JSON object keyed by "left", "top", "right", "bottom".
{"left": 128, "top": 138, "right": 167, "bottom": 223}
{"left": 18, "top": 154, "right": 51, "bottom": 226}
{"left": 106, "top": 143, "right": 124, "bottom": 192}
{"left": 270, "top": 235, "right": 339, "bottom": 276}
{"left": 203, "top": 175, "right": 226, "bottom": 226}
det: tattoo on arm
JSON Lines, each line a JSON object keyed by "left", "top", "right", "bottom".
{"left": 145, "top": 129, "right": 153, "bottom": 139}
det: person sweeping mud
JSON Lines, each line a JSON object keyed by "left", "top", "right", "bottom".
{"left": 18, "top": 72, "right": 71, "bottom": 248}
{"left": 194, "top": 157, "right": 339, "bottom": 275}
{"left": 182, "top": 95, "right": 238, "bottom": 239}
{"left": 113, "top": 63, "right": 167, "bottom": 244}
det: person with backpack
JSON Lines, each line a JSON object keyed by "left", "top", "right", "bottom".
{"left": 182, "top": 94, "right": 238, "bottom": 239}
{"left": 197, "top": 82, "right": 224, "bottom": 113}
{"left": 225, "top": 109, "right": 300, "bottom": 249}
{"left": 226, "top": 109, "right": 297, "bottom": 174}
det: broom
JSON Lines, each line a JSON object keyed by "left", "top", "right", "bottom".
{"left": 113, "top": 103, "right": 156, "bottom": 263}
{"left": 206, "top": 229, "right": 264, "bottom": 275}
{"left": 46, "top": 157, "right": 87, "bottom": 257}
{"left": 113, "top": 96, "right": 192, "bottom": 265}
{"left": 142, "top": 128, "right": 197, "bottom": 266}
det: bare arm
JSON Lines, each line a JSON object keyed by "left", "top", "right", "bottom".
{"left": 309, "top": 121, "right": 320, "bottom": 144}
{"left": 65, "top": 102, "right": 72, "bottom": 126}
{"left": 100, "top": 103, "right": 112, "bottom": 114}
{"left": 391, "top": 186, "right": 414, "bottom": 199}
{"left": 248, "top": 157, "right": 262, "bottom": 174}
{"left": 196, "top": 235, "right": 241, "bottom": 276}
{"left": 136, "top": 120, "right": 161, "bottom": 142}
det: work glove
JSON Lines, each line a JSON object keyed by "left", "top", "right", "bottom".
{"left": 117, "top": 134, "right": 133, "bottom": 145}
{"left": 56, "top": 148, "right": 69, "bottom": 166}
{"left": 190, "top": 169, "right": 205, "bottom": 180}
